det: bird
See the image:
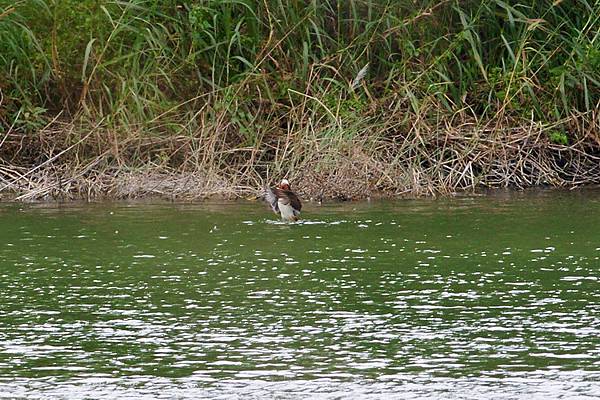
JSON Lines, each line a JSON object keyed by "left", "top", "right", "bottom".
{"left": 264, "top": 179, "right": 302, "bottom": 221}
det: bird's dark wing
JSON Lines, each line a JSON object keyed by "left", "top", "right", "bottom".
{"left": 286, "top": 190, "right": 302, "bottom": 213}
{"left": 265, "top": 187, "right": 302, "bottom": 216}
{"left": 264, "top": 186, "right": 279, "bottom": 213}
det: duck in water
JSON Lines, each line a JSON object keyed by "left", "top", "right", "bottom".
{"left": 264, "top": 179, "right": 302, "bottom": 221}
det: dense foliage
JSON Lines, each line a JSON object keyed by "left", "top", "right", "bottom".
{"left": 2, "top": 0, "right": 598, "bottom": 127}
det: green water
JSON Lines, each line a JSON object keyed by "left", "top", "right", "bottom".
{"left": 1, "top": 190, "right": 599, "bottom": 399}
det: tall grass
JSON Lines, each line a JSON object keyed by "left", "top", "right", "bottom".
{"left": 0, "top": 0, "right": 599, "bottom": 199}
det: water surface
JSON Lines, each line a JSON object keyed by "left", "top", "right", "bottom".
{"left": 1, "top": 190, "right": 599, "bottom": 398}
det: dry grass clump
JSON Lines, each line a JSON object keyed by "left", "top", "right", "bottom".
{"left": 295, "top": 145, "right": 385, "bottom": 201}
{"left": 1, "top": 110, "right": 599, "bottom": 202}
{"left": 111, "top": 169, "right": 245, "bottom": 199}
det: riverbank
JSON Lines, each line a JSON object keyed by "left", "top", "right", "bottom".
{"left": 1, "top": 1, "right": 598, "bottom": 201}
{"left": 1, "top": 113, "right": 599, "bottom": 202}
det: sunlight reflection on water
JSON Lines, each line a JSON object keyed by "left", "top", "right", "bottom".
{"left": 2, "top": 372, "right": 600, "bottom": 399}
{"left": 1, "top": 191, "right": 600, "bottom": 398}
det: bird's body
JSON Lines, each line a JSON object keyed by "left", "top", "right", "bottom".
{"left": 264, "top": 179, "right": 302, "bottom": 221}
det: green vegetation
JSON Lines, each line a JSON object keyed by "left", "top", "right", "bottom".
{"left": 0, "top": 0, "right": 599, "bottom": 200}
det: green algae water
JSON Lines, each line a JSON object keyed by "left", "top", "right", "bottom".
{"left": 1, "top": 190, "right": 599, "bottom": 399}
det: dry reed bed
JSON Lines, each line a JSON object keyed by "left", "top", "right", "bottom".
{"left": 1, "top": 112, "right": 599, "bottom": 202}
